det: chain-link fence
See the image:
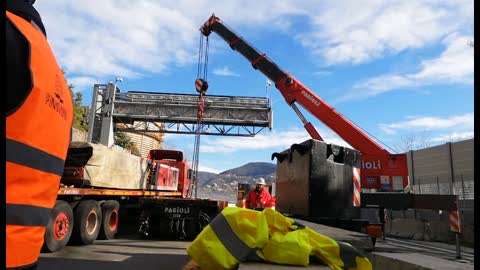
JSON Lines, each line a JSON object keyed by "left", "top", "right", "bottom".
{"left": 411, "top": 174, "right": 474, "bottom": 201}
{"left": 407, "top": 139, "right": 474, "bottom": 208}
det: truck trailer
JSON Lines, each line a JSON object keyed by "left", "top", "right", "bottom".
{"left": 43, "top": 141, "right": 227, "bottom": 252}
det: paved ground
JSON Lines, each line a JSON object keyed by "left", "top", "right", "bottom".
{"left": 38, "top": 234, "right": 475, "bottom": 270}
{"left": 38, "top": 208, "right": 474, "bottom": 270}
{"left": 38, "top": 234, "right": 192, "bottom": 270}
{"left": 374, "top": 237, "right": 475, "bottom": 266}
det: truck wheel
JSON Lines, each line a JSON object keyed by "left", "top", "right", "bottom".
{"left": 42, "top": 200, "right": 73, "bottom": 252}
{"left": 98, "top": 200, "right": 120, "bottom": 240}
{"left": 70, "top": 200, "right": 102, "bottom": 245}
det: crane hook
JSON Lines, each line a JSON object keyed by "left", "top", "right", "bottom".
{"left": 195, "top": 78, "right": 208, "bottom": 95}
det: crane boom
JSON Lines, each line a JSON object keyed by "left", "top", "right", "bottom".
{"left": 200, "top": 15, "right": 409, "bottom": 191}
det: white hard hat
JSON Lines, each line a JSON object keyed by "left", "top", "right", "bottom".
{"left": 255, "top": 177, "right": 266, "bottom": 185}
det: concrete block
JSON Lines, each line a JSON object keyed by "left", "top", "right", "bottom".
{"left": 385, "top": 219, "right": 424, "bottom": 239}
{"left": 439, "top": 211, "right": 450, "bottom": 221}
{"left": 423, "top": 221, "right": 449, "bottom": 242}
{"left": 418, "top": 210, "right": 441, "bottom": 221}
{"left": 71, "top": 128, "right": 87, "bottom": 142}
{"left": 391, "top": 210, "right": 416, "bottom": 219}
{"left": 82, "top": 143, "right": 149, "bottom": 189}
{"left": 460, "top": 225, "right": 474, "bottom": 247}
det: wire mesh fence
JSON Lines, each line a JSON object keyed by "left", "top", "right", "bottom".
{"left": 411, "top": 174, "right": 474, "bottom": 200}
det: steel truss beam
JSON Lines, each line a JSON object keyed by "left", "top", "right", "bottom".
{"left": 88, "top": 84, "right": 272, "bottom": 145}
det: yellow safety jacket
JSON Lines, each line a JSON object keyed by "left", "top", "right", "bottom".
{"left": 187, "top": 207, "right": 372, "bottom": 270}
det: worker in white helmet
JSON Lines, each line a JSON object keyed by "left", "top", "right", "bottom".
{"left": 244, "top": 177, "right": 272, "bottom": 209}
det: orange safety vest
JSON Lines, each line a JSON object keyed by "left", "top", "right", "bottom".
{"left": 6, "top": 11, "right": 73, "bottom": 269}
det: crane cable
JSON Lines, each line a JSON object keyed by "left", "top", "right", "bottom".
{"left": 190, "top": 33, "right": 209, "bottom": 198}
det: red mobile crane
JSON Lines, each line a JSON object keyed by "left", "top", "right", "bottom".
{"left": 199, "top": 15, "right": 408, "bottom": 191}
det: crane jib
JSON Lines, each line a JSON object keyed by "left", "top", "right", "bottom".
{"left": 205, "top": 18, "right": 287, "bottom": 83}
{"left": 200, "top": 14, "right": 409, "bottom": 190}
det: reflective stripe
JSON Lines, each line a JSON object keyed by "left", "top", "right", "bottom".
{"left": 6, "top": 138, "right": 65, "bottom": 176}
{"left": 449, "top": 211, "right": 461, "bottom": 232}
{"left": 353, "top": 167, "right": 361, "bottom": 207}
{"left": 338, "top": 241, "right": 365, "bottom": 269}
{"left": 209, "top": 213, "right": 261, "bottom": 262}
{"left": 6, "top": 203, "right": 51, "bottom": 226}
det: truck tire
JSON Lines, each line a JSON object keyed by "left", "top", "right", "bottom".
{"left": 97, "top": 200, "right": 120, "bottom": 240}
{"left": 70, "top": 200, "right": 102, "bottom": 245}
{"left": 42, "top": 200, "right": 74, "bottom": 252}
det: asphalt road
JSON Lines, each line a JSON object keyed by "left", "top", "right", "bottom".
{"left": 38, "top": 206, "right": 474, "bottom": 270}
{"left": 38, "top": 235, "right": 475, "bottom": 270}
{"left": 375, "top": 237, "right": 475, "bottom": 265}
{"left": 38, "top": 234, "right": 192, "bottom": 270}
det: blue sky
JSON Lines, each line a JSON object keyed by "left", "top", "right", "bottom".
{"left": 36, "top": 1, "right": 474, "bottom": 173}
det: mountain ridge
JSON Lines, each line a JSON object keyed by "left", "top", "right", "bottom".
{"left": 196, "top": 161, "right": 276, "bottom": 203}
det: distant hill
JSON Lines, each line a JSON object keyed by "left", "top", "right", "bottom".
{"left": 196, "top": 171, "right": 218, "bottom": 184}
{"left": 195, "top": 162, "right": 276, "bottom": 203}
{"left": 220, "top": 162, "right": 276, "bottom": 177}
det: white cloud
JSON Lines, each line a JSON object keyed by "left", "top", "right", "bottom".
{"left": 67, "top": 76, "right": 99, "bottom": 92}
{"left": 410, "top": 34, "right": 474, "bottom": 84}
{"left": 213, "top": 66, "right": 240, "bottom": 77}
{"left": 37, "top": 1, "right": 199, "bottom": 81}
{"left": 35, "top": 0, "right": 305, "bottom": 83}
{"left": 430, "top": 131, "right": 474, "bottom": 143}
{"left": 200, "top": 128, "right": 351, "bottom": 153}
{"left": 298, "top": 0, "right": 473, "bottom": 65}
{"left": 201, "top": 129, "right": 308, "bottom": 153}
{"left": 198, "top": 165, "right": 221, "bottom": 174}
{"left": 35, "top": 0, "right": 473, "bottom": 84}
{"left": 379, "top": 113, "right": 473, "bottom": 135}
{"left": 339, "top": 35, "right": 474, "bottom": 102}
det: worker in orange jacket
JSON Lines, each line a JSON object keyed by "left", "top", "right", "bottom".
{"left": 6, "top": 0, "right": 73, "bottom": 269}
{"left": 245, "top": 178, "right": 273, "bottom": 209}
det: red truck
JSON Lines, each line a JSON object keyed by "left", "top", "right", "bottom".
{"left": 44, "top": 142, "right": 227, "bottom": 252}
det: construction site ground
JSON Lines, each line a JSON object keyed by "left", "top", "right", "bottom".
{"left": 38, "top": 212, "right": 474, "bottom": 270}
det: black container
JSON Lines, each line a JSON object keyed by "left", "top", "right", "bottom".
{"left": 273, "top": 139, "right": 361, "bottom": 220}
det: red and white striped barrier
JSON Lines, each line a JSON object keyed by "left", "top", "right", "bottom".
{"left": 450, "top": 210, "right": 461, "bottom": 233}
{"left": 353, "top": 167, "right": 361, "bottom": 207}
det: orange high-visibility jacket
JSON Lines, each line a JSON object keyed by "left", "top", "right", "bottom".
{"left": 6, "top": 11, "right": 73, "bottom": 269}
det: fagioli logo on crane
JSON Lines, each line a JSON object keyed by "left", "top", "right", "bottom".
{"left": 361, "top": 160, "right": 382, "bottom": 170}
{"left": 164, "top": 206, "right": 191, "bottom": 214}
{"left": 301, "top": 90, "right": 320, "bottom": 106}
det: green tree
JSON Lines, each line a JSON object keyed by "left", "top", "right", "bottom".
{"left": 114, "top": 131, "right": 141, "bottom": 156}
{"left": 68, "top": 84, "right": 89, "bottom": 132}
{"left": 62, "top": 70, "right": 88, "bottom": 132}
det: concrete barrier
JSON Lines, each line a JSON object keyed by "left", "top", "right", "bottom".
{"left": 71, "top": 127, "right": 87, "bottom": 142}
{"left": 386, "top": 208, "right": 474, "bottom": 248}
{"left": 385, "top": 219, "right": 424, "bottom": 239}
{"left": 385, "top": 218, "right": 474, "bottom": 247}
